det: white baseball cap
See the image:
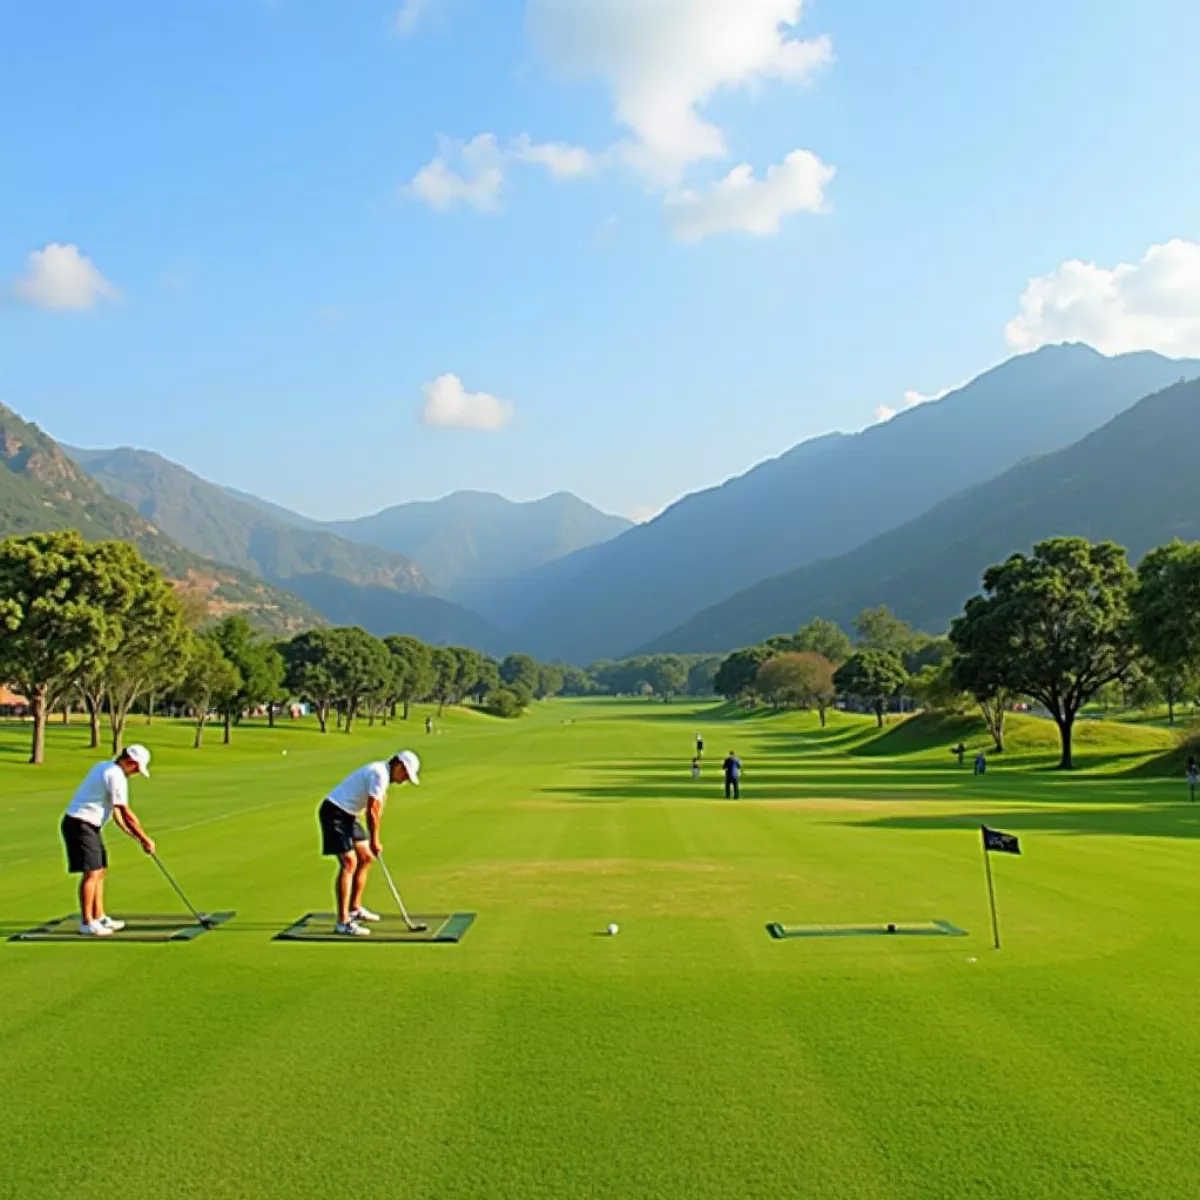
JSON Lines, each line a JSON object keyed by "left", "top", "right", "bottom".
{"left": 393, "top": 749, "right": 420, "bottom": 785}
{"left": 123, "top": 744, "right": 152, "bottom": 777}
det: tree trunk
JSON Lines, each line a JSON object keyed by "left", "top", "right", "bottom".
{"left": 1055, "top": 713, "right": 1075, "bottom": 770}
{"left": 403, "top": 699, "right": 411, "bottom": 720}
{"left": 61, "top": 702, "right": 70, "bottom": 725}
{"left": 194, "top": 717, "right": 206, "bottom": 749}
{"left": 818, "top": 703, "right": 827, "bottom": 728}
{"left": 315, "top": 702, "right": 328, "bottom": 733}
{"left": 336, "top": 707, "right": 343, "bottom": 729}
{"left": 146, "top": 691, "right": 155, "bottom": 725}
{"left": 224, "top": 710, "right": 232, "bottom": 745}
{"left": 29, "top": 685, "right": 47, "bottom": 765}
{"left": 110, "top": 708, "right": 127, "bottom": 756}
{"left": 1168, "top": 686, "right": 1176, "bottom": 726}
{"left": 345, "top": 701, "right": 357, "bottom": 734}
{"left": 85, "top": 695, "right": 101, "bottom": 749}
{"left": 267, "top": 703, "right": 276, "bottom": 729}
{"left": 875, "top": 700, "right": 884, "bottom": 728}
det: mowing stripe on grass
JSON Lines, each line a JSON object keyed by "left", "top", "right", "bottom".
{"left": 766, "top": 919, "right": 968, "bottom": 940}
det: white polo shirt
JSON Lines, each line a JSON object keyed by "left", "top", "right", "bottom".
{"left": 65, "top": 762, "right": 130, "bottom": 829}
{"left": 325, "top": 762, "right": 390, "bottom": 817}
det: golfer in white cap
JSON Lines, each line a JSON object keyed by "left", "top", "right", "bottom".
{"left": 60, "top": 744, "right": 156, "bottom": 937}
{"left": 318, "top": 750, "right": 420, "bottom": 936}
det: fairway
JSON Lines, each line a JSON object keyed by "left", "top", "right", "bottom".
{"left": 2, "top": 700, "right": 1199, "bottom": 1199}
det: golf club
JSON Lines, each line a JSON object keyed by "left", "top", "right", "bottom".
{"left": 376, "top": 852, "right": 427, "bottom": 932}
{"left": 151, "top": 851, "right": 213, "bottom": 929}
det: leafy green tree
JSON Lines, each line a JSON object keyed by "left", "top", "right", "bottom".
{"left": 536, "top": 663, "right": 565, "bottom": 699}
{"left": 948, "top": 640, "right": 1015, "bottom": 753}
{"left": 755, "top": 652, "right": 837, "bottom": 722}
{"left": 324, "top": 627, "right": 392, "bottom": 733}
{"left": 853, "top": 606, "right": 917, "bottom": 658}
{"left": 486, "top": 686, "right": 525, "bottom": 718}
{"left": 500, "top": 653, "right": 540, "bottom": 695}
{"left": 449, "top": 646, "right": 484, "bottom": 705}
{"left": 648, "top": 655, "right": 688, "bottom": 702}
{"left": 785, "top": 618, "right": 853, "bottom": 665}
{"left": 950, "top": 538, "right": 1136, "bottom": 769}
{"left": 557, "top": 663, "right": 594, "bottom": 696}
{"left": 714, "top": 646, "right": 772, "bottom": 701}
{"left": 1133, "top": 541, "right": 1200, "bottom": 724}
{"left": 0, "top": 532, "right": 148, "bottom": 764}
{"left": 209, "top": 616, "right": 286, "bottom": 743}
{"left": 909, "top": 659, "right": 971, "bottom": 716}
{"left": 685, "top": 656, "right": 721, "bottom": 697}
{"left": 383, "top": 634, "right": 434, "bottom": 720}
{"left": 283, "top": 628, "right": 341, "bottom": 732}
{"left": 430, "top": 647, "right": 458, "bottom": 714}
{"left": 177, "top": 634, "right": 242, "bottom": 749}
{"left": 834, "top": 650, "right": 909, "bottom": 727}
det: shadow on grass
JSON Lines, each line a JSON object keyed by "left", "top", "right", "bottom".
{"left": 840, "top": 803, "right": 1200, "bottom": 840}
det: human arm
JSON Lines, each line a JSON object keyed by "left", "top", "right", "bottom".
{"left": 365, "top": 796, "right": 384, "bottom": 859}
{"left": 113, "top": 805, "right": 156, "bottom": 855}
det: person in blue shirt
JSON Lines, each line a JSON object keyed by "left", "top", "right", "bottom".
{"left": 722, "top": 751, "right": 742, "bottom": 800}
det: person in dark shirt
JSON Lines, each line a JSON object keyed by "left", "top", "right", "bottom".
{"left": 696, "top": 732, "right": 705, "bottom": 757}
{"left": 722, "top": 751, "right": 742, "bottom": 800}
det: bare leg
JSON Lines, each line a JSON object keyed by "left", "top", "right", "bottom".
{"left": 350, "top": 842, "right": 373, "bottom": 914}
{"left": 336, "top": 852, "right": 356, "bottom": 924}
{"left": 95, "top": 869, "right": 107, "bottom": 921}
{"left": 79, "top": 870, "right": 103, "bottom": 924}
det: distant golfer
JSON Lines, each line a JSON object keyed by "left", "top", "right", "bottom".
{"left": 974, "top": 752, "right": 987, "bottom": 776}
{"left": 60, "top": 745, "right": 155, "bottom": 937}
{"left": 691, "top": 756, "right": 701, "bottom": 781}
{"left": 318, "top": 750, "right": 421, "bottom": 937}
{"left": 722, "top": 751, "right": 742, "bottom": 800}
{"left": 696, "top": 733, "right": 704, "bottom": 757}
{"left": 425, "top": 716, "right": 433, "bottom": 735}
{"left": 951, "top": 743, "right": 966, "bottom": 768}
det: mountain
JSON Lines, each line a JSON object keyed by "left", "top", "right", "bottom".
{"left": 645, "top": 376, "right": 1200, "bottom": 652}
{"left": 66, "top": 445, "right": 506, "bottom": 650}
{"left": 499, "top": 345, "right": 1200, "bottom": 663}
{"left": 0, "top": 405, "right": 319, "bottom": 635}
{"left": 320, "top": 490, "right": 633, "bottom": 598}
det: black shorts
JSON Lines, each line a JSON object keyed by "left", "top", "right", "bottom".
{"left": 319, "top": 800, "right": 368, "bottom": 857}
{"left": 62, "top": 816, "right": 107, "bottom": 874}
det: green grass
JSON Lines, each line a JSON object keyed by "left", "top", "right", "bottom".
{"left": 2, "top": 700, "right": 1200, "bottom": 1198}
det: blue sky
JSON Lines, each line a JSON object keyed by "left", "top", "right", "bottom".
{"left": 2, "top": 0, "right": 1199, "bottom": 521}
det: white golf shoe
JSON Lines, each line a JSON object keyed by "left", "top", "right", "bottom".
{"left": 335, "top": 920, "right": 371, "bottom": 937}
{"left": 98, "top": 916, "right": 126, "bottom": 932}
{"left": 350, "top": 906, "right": 381, "bottom": 923}
{"left": 79, "top": 921, "right": 113, "bottom": 937}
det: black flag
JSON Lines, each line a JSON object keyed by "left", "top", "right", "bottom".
{"left": 982, "top": 826, "right": 1020, "bottom": 855}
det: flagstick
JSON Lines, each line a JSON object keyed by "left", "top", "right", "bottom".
{"left": 982, "top": 841, "right": 1001, "bottom": 950}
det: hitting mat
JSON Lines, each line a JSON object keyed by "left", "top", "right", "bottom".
{"left": 767, "top": 919, "right": 968, "bottom": 940}
{"left": 275, "top": 912, "right": 476, "bottom": 943}
{"left": 10, "top": 911, "right": 236, "bottom": 943}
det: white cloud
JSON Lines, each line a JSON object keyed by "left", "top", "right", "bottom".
{"left": 1005, "top": 239, "right": 1200, "bottom": 357}
{"left": 664, "top": 148, "right": 833, "bottom": 241}
{"left": 420, "top": 374, "right": 515, "bottom": 431}
{"left": 527, "top": 0, "right": 831, "bottom": 183}
{"left": 405, "top": 133, "right": 594, "bottom": 211}
{"left": 394, "top": 0, "right": 434, "bottom": 36}
{"left": 873, "top": 405, "right": 896, "bottom": 424}
{"left": 627, "top": 504, "right": 664, "bottom": 523}
{"left": 13, "top": 243, "right": 119, "bottom": 310}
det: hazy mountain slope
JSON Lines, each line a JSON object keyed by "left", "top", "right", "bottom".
{"left": 504, "top": 344, "right": 1200, "bottom": 663}
{"left": 67, "top": 446, "right": 427, "bottom": 592}
{"left": 323, "top": 490, "right": 633, "bottom": 595}
{"left": 0, "top": 406, "right": 319, "bottom": 634}
{"left": 645, "top": 377, "right": 1200, "bottom": 651}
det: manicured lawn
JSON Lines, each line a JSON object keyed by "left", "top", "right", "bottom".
{"left": 2, "top": 700, "right": 1198, "bottom": 1198}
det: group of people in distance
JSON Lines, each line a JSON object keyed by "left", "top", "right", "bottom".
{"left": 59, "top": 744, "right": 422, "bottom": 938}
{"left": 692, "top": 733, "right": 743, "bottom": 799}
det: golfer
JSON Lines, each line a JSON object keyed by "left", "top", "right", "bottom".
{"left": 696, "top": 732, "right": 704, "bottom": 757}
{"left": 60, "top": 744, "right": 155, "bottom": 937}
{"left": 319, "top": 750, "right": 421, "bottom": 937}
{"left": 722, "top": 751, "right": 742, "bottom": 800}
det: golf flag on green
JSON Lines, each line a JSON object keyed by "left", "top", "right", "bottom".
{"left": 980, "top": 825, "right": 1021, "bottom": 949}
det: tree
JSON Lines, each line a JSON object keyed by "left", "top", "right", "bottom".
{"left": 429, "top": 647, "right": 458, "bottom": 714}
{"left": 947, "top": 651, "right": 1012, "bottom": 754}
{"left": 499, "top": 653, "right": 539, "bottom": 695}
{"left": 209, "top": 617, "right": 286, "bottom": 744}
{"left": 648, "top": 656, "right": 688, "bottom": 702}
{"left": 450, "top": 646, "right": 485, "bottom": 706}
{"left": 0, "top": 532, "right": 143, "bottom": 764}
{"left": 788, "top": 618, "right": 853, "bottom": 666}
{"left": 177, "top": 635, "right": 242, "bottom": 749}
{"left": 853, "top": 606, "right": 917, "bottom": 658}
{"left": 685, "top": 656, "right": 721, "bottom": 697}
{"left": 950, "top": 538, "right": 1136, "bottom": 769}
{"left": 536, "top": 663, "right": 565, "bottom": 700}
{"left": 383, "top": 634, "right": 433, "bottom": 720}
{"left": 1133, "top": 541, "right": 1200, "bottom": 724}
{"left": 486, "top": 686, "right": 525, "bottom": 718}
{"left": 557, "top": 663, "right": 594, "bottom": 696}
{"left": 834, "top": 650, "right": 909, "bottom": 727}
{"left": 283, "top": 628, "right": 341, "bottom": 732}
{"left": 325, "top": 627, "right": 392, "bottom": 733}
{"left": 755, "top": 652, "right": 837, "bottom": 722}
{"left": 714, "top": 646, "right": 772, "bottom": 701}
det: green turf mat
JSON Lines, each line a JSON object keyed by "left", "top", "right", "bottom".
{"left": 275, "top": 912, "right": 476, "bottom": 943}
{"left": 766, "top": 919, "right": 968, "bottom": 940}
{"left": 10, "top": 911, "right": 236, "bottom": 943}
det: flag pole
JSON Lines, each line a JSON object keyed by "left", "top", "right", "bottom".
{"left": 982, "top": 832, "right": 1001, "bottom": 950}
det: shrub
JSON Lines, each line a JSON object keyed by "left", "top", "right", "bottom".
{"left": 486, "top": 687, "right": 525, "bottom": 719}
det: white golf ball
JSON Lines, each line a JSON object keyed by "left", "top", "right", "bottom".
{"left": 282, "top": 750, "right": 288, "bottom": 756}
{"left": 967, "top": 957, "right": 977, "bottom": 964}
{"left": 607, "top": 923, "right": 619, "bottom": 936}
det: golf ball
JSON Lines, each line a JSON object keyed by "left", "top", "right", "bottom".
{"left": 967, "top": 957, "right": 978, "bottom": 964}
{"left": 282, "top": 750, "right": 288, "bottom": 756}
{"left": 607, "top": 923, "right": 619, "bottom": 936}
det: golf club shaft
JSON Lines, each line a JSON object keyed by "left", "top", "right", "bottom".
{"left": 151, "top": 852, "right": 209, "bottom": 927}
{"left": 376, "top": 853, "right": 423, "bottom": 930}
